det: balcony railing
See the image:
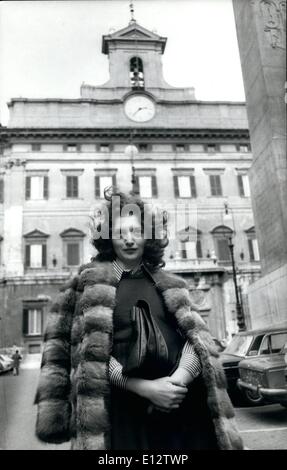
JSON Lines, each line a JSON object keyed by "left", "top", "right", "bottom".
{"left": 165, "top": 257, "right": 224, "bottom": 272}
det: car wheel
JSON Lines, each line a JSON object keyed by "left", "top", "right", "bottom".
{"left": 244, "top": 389, "right": 265, "bottom": 405}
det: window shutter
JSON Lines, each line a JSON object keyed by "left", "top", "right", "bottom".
{"left": 67, "top": 243, "right": 80, "bottom": 266}
{"left": 196, "top": 239, "right": 203, "bottom": 258}
{"left": 25, "top": 245, "right": 30, "bottom": 267}
{"left": 43, "top": 176, "right": 49, "bottom": 199}
{"left": 42, "top": 244, "right": 47, "bottom": 267}
{"left": 248, "top": 239, "right": 255, "bottom": 261}
{"left": 190, "top": 175, "right": 197, "bottom": 198}
{"left": 181, "top": 249, "right": 187, "bottom": 259}
{"left": 237, "top": 175, "right": 244, "bottom": 196}
{"left": 215, "top": 175, "right": 222, "bottom": 196}
{"left": 73, "top": 176, "right": 78, "bottom": 198}
{"left": 151, "top": 175, "right": 158, "bottom": 197}
{"left": 112, "top": 174, "right": 117, "bottom": 188}
{"left": 66, "top": 176, "right": 71, "bottom": 198}
{"left": 22, "top": 309, "right": 29, "bottom": 335}
{"left": 134, "top": 176, "right": 139, "bottom": 194}
{"left": 173, "top": 175, "right": 179, "bottom": 198}
{"left": 95, "top": 176, "right": 101, "bottom": 198}
{"left": 25, "top": 177, "right": 31, "bottom": 200}
{"left": 40, "top": 311, "right": 44, "bottom": 335}
{"left": 209, "top": 175, "right": 216, "bottom": 196}
{"left": 0, "top": 179, "right": 4, "bottom": 203}
{"left": 217, "top": 239, "right": 230, "bottom": 261}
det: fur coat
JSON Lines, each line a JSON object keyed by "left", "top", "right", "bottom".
{"left": 35, "top": 260, "right": 244, "bottom": 450}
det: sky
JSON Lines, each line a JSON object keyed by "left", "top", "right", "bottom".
{"left": 0, "top": 0, "right": 246, "bottom": 125}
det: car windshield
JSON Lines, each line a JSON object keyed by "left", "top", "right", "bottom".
{"left": 224, "top": 335, "right": 254, "bottom": 357}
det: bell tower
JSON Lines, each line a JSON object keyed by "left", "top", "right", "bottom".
{"left": 80, "top": 2, "right": 195, "bottom": 101}
{"left": 100, "top": 21, "right": 167, "bottom": 89}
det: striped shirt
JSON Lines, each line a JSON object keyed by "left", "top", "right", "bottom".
{"left": 109, "top": 259, "right": 202, "bottom": 389}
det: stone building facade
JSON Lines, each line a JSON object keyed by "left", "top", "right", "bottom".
{"left": 0, "top": 20, "right": 261, "bottom": 352}
{"left": 233, "top": 0, "right": 286, "bottom": 328}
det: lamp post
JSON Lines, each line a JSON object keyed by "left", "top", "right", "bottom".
{"left": 125, "top": 127, "right": 139, "bottom": 194}
{"left": 227, "top": 236, "right": 246, "bottom": 332}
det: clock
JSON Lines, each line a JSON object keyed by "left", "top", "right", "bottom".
{"left": 124, "top": 95, "right": 156, "bottom": 122}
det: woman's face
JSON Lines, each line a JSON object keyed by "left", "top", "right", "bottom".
{"left": 112, "top": 215, "right": 145, "bottom": 266}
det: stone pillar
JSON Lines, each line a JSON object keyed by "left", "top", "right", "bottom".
{"left": 3, "top": 159, "right": 26, "bottom": 276}
{"left": 233, "top": 0, "right": 286, "bottom": 327}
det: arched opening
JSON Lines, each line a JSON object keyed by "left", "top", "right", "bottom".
{"left": 130, "top": 57, "right": 144, "bottom": 89}
{"left": 211, "top": 225, "right": 233, "bottom": 261}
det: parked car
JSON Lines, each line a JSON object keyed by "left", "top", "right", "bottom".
{"left": 238, "top": 340, "right": 287, "bottom": 408}
{"left": 219, "top": 324, "right": 287, "bottom": 404}
{"left": 0, "top": 354, "right": 13, "bottom": 373}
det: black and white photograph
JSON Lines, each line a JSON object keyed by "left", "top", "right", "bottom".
{"left": 0, "top": 0, "right": 286, "bottom": 453}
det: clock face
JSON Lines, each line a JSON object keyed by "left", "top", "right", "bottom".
{"left": 124, "top": 95, "right": 155, "bottom": 122}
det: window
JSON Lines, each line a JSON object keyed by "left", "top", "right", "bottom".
{"left": 130, "top": 57, "right": 144, "bottom": 88}
{"left": 99, "top": 144, "right": 110, "bottom": 153}
{"left": 181, "top": 240, "right": 202, "bottom": 259}
{"left": 136, "top": 175, "right": 157, "bottom": 198}
{"left": 206, "top": 144, "right": 217, "bottom": 153}
{"left": 175, "top": 144, "right": 186, "bottom": 152}
{"left": 138, "top": 144, "right": 149, "bottom": 152}
{"left": 189, "top": 144, "right": 205, "bottom": 152}
{"left": 209, "top": 174, "right": 222, "bottom": 196}
{"left": 247, "top": 335, "right": 265, "bottom": 355}
{"left": 212, "top": 226, "right": 233, "bottom": 261}
{"left": 238, "top": 144, "right": 249, "bottom": 153}
{"left": 270, "top": 333, "right": 287, "bottom": 353}
{"left": 0, "top": 179, "right": 4, "bottom": 203}
{"left": 246, "top": 227, "right": 260, "bottom": 261}
{"left": 64, "top": 144, "right": 79, "bottom": 152}
{"left": 258, "top": 336, "right": 270, "bottom": 355}
{"left": 174, "top": 175, "right": 197, "bottom": 198}
{"left": 25, "top": 243, "right": 47, "bottom": 268}
{"left": 258, "top": 334, "right": 286, "bottom": 355}
{"left": 220, "top": 144, "right": 237, "bottom": 152}
{"left": 95, "top": 174, "right": 116, "bottom": 198}
{"left": 238, "top": 174, "right": 251, "bottom": 197}
{"left": 31, "top": 144, "right": 41, "bottom": 151}
{"left": 67, "top": 243, "right": 80, "bottom": 266}
{"left": 25, "top": 175, "right": 49, "bottom": 200}
{"left": 66, "top": 176, "right": 78, "bottom": 198}
{"left": 178, "top": 227, "right": 202, "bottom": 260}
{"left": 60, "top": 228, "right": 86, "bottom": 267}
{"left": 248, "top": 238, "right": 260, "bottom": 261}
{"left": 24, "top": 229, "right": 49, "bottom": 269}
{"left": 23, "top": 308, "right": 43, "bottom": 336}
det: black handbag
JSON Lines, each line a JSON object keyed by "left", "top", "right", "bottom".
{"left": 122, "top": 300, "right": 169, "bottom": 378}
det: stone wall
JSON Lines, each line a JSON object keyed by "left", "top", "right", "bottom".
{"left": 233, "top": 0, "right": 287, "bottom": 327}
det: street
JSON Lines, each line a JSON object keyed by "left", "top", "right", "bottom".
{"left": 0, "top": 355, "right": 287, "bottom": 450}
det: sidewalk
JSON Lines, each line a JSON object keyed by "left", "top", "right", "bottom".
{"left": 0, "top": 354, "right": 70, "bottom": 450}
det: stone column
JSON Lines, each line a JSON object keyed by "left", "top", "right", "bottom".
{"left": 233, "top": 0, "right": 286, "bottom": 327}
{"left": 3, "top": 158, "right": 26, "bottom": 276}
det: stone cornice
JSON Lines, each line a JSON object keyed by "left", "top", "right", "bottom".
{"left": 1, "top": 127, "right": 250, "bottom": 142}
{"left": 7, "top": 98, "right": 247, "bottom": 106}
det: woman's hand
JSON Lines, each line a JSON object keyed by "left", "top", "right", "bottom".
{"left": 126, "top": 376, "right": 188, "bottom": 412}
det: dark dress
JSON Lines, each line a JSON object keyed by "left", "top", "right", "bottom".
{"left": 111, "top": 267, "right": 218, "bottom": 450}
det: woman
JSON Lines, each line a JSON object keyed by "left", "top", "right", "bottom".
{"left": 35, "top": 190, "right": 244, "bottom": 450}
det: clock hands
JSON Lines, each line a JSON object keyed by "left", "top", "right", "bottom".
{"left": 133, "top": 106, "right": 149, "bottom": 116}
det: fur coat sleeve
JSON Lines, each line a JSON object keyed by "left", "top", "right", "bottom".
{"left": 34, "top": 276, "right": 79, "bottom": 443}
